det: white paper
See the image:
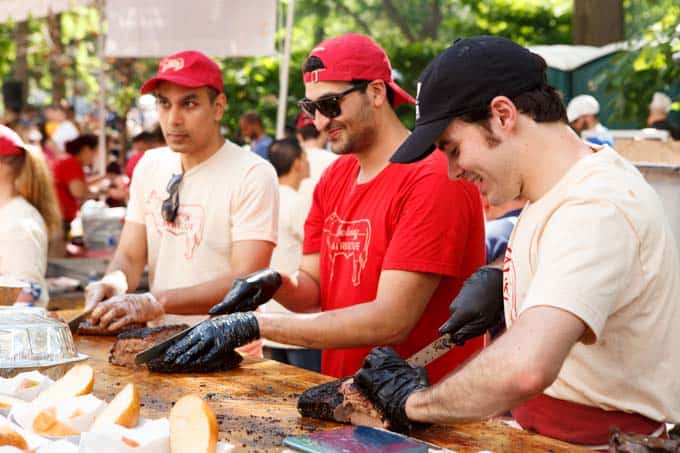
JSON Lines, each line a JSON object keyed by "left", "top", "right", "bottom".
{"left": 37, "top": 440, "right": 79, "bottom": 453}
{"left": 79, "top": 418, "right": 169, "bottom": 453}
{"left": 0, "top": 371, "right": 53, "bottom": 401}
{"left": 0, "top": 414, "right": 48, "bottom": 450}
{"left": 11, "top": 394, "right": 105, "bottom": 438}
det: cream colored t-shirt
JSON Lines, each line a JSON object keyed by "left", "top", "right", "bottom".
{"left": 503, "top": 147, "right": 680, "bottom": 422}
{"left": 0, "top": 197, "right": 49, "bottom": 306}
{"left": 261, "top": 184, "right": 311, "bottom": 349}
{"left": 299, "top": 147, "right": 338, "bottom": 201}
{"left": 126, "top": 141, "right": 278, "bottom": 292}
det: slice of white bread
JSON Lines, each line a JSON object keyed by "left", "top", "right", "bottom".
{"left": 169, "top": 395, "right": 218, "bottom": 453}
{"left": 34, "top": 364, "right": 94, "bottom": 405}
{"left": 32, "top": 407, "right": 79, "bottom": 437}
{"left": 0, "top": 425, "right": 28, "bottom": 449}
{"left": 0, "top": 394, "right": 25, "bottom": 411}
{"left": 91, "top": 383, "right": 140, "bottom": 431}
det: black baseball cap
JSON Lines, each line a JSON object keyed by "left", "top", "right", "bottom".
{"left": 391, "top": 36, "right": 547, "bottom": 164}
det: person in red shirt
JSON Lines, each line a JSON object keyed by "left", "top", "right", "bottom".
{"left": 125, "top": 129, "right": 164, "bottom": 180}
{"left": 51, "top": 133, "right": 97, "bottom": 235}
{"left": 161, "top": 34, "right": 486, "bottom": 387}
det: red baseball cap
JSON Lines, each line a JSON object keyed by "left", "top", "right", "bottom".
{"left": 140, "top": 50, "right": 223, "bottom": 94}
{"left": 302, "top": 33, "right": 415, "bottom": 106}
{"left": 296, "top": 112, "right": 315, "bottom": 130}
{"left": 0, "top": 125, "right": 27, "bottom": 156}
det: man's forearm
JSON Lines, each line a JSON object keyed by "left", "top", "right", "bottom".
{"left": 256, "top": 301, "right": 412, "bottom": 349}
{"left": 272, "top": 270, "right": 321, "bottom": 313}
{"left": 153, "top": 273, "right": 238, "bottom": 315}
{"left": 404, "top": 307, "right": 584, "bottom": 424}
{"left": 405, "top": 333, "right": 537, "bottom": 424}
{"left": 106, "top": 250, "right": 144, "bottom": 291}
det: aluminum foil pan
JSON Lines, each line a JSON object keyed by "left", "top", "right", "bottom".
{"left": 0, "top": 311, "right": 84, "bottom": 379}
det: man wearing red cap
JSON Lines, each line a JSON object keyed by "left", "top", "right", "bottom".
{"left": 161, "top": 34, "right": 486, "bottom": 386}
{"left": 84, "top": 50, "right": 279, "bottom": 331}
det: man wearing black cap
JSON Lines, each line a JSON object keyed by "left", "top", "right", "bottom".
{"left": 353, "top": 36, "right": 680, "bottom": 445}
{"left": 160, "top": 33, "right": 486, "bottom": 387}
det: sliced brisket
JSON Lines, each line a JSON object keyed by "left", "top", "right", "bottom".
{"left": 298, "top": 378, "right": 385, "bottom": 428}
{"left": 609, "top": 428, "right": 680, "bottom": 452}
{"left": 109, "top": 324, "right": 190, "bottom": 370}
{"left": 109, "top": 324, "right": 243, "bottom": 373}
{"left": 77, "top": 320, "right": 146, "bottom": 336}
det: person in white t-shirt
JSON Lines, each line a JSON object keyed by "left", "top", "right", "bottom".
{"left": 260, "top": 138, "right": 321, "bottom": 371}
{"left": 84, "top": 50, "right": 279, "bottom": 331}
{"left": 357, "top": 36, "right": 680, "bottom": 446}
{"left": 295, "top": 113, "right": 337, "bottom": 203}
{"left": 0, "top": 125, "right": 62, "bottom": 306}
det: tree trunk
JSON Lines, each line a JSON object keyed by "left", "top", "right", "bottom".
{"left": 572, "top": 0, "right": 624, "bottom": 45}
{"left": 12, "top": 21, "right": 29, "bottom": 106}
{"left": 421, "top": 0, "right": 442, "bottom": 40}
{"left": 47, "top": 12, "right": 67, "bottom": 104}
{"left": 382, "top": 0, "right": 416, "bottom": 43}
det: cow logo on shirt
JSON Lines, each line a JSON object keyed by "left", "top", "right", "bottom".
{"left": 145, "top": 191, "right": 206, "bottom": 260}
{"left": 503, "top": 246, "right": 519, "bottom": 322}
{"left": 323, "top": 213, "right": 371, "bottom": 286}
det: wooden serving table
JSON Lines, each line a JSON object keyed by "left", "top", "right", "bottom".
{"left": 71, "top": 332, "right": 589, "bottom": 452}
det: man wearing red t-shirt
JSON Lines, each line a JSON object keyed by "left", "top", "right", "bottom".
{"left": 161, "top": 34, "right": 486, "bottom": 384}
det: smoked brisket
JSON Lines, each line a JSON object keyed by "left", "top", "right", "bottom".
{"left": 109, "top": 324, "right": 243, "bottom": 373}
{"left": 609, "top": 428, "right": 680, "bottom": 452}
{"left": 298, "top": 378, "right": 385, "bottom": 428}
{"left": 77, "top": 320, "right": 146, "bottom": 336}
{"left": 109, "top": 324, "right": 190, "bottom": 370}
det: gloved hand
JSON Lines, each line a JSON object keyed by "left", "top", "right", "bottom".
{"left": 354, "top": 347, "right": 429, "bottom": 433}
{"left": 84, "top": 271, "right": 128, "bottom": 311}
{"left": 208, "top": 269, "right": 282, "bottom": 316}
{"left": 439, "top": 266, "right": 504, "bottom": 345}
{"left": 162, "top": 312, "right": 260, "bottom": 367}
{"left": 90, "top": 292, "right": 164, "bottom": 331}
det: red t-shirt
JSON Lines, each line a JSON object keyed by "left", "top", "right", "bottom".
{"left": 51, "top": 155, "right": 85, "bottom": 222}
{"left": 303, "top": 151, "right": 486, "bottom": 383}
{"left": 125, "top": 151, "right": 145, "bottom": 180}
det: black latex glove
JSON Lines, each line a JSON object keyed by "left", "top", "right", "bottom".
{"left": 354, "top": 347, "right": 429, "bottom": 433}
{"left": 208, "top": 269, "right": 282, "bottom": 316}
{"left": 162, "top": 312, "right": 259, "bottom": 367}
{"left": 439, "top": 266, "right": 504, "bottom": 345}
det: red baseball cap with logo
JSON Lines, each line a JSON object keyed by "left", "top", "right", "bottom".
{"left": 302, "top": 33, "right": 415, "bottom": 107}
{"left": 140, "top": 50, "right": 223, "bottom": 94}
{"left": 0, "top": 124, "right": 27, "bottom": 156}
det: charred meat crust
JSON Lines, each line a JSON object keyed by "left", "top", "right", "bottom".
{"left": 609, "top": 428, "right": 680, "bottom": 452}
{"left": 109, "top": 324, "right": 243, "bottom": 373}
{"left": 297, "top": 379, "right": 344, "bottom": 421}
{"left": 77, "top": 320, "right": 146, "bottom": 336}
{"left": 109, "top": 324, "right": 190, "bottom": 369}
{"left": 297, "top": 378, "right": 384, "bottom": 428}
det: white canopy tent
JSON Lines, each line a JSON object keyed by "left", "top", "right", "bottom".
{"left": 1, "top": 0, "right": 295, "bottom": 170}
{"left": 0, "top": 0, "right": 91, "bottom": 22}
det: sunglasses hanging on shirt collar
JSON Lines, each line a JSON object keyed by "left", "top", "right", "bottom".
{"left": 161, "top": 173, "right": 183, "bottom": 223}
{"left": 298, "top": 81, "right": 369, "bottom": 120}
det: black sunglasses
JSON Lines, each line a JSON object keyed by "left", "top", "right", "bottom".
{"left": 298, "top": 82, "right": 368, "bottom": 120}
{"left": 161, "top": 173, "right": 183, "bottom": 223}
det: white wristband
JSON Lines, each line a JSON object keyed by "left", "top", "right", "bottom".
{"left": 101, "top": 270, "right": 128, "bottom": 295}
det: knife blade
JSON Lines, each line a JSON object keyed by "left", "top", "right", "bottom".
{"left": 67, "top": 308, "right": 94, "bottom": 334}
{"left": 134, "top": 324, "right": 197, "bottom": 365}
{"left": 406, "top": 334, "right": 454, "bottom": 368}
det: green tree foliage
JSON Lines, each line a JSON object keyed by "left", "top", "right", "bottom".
{"left": 3, "top": 0, "right": 574, "bottom": 139}
{"left": 606, "top": 2, "right": 680, "bottom": 124}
